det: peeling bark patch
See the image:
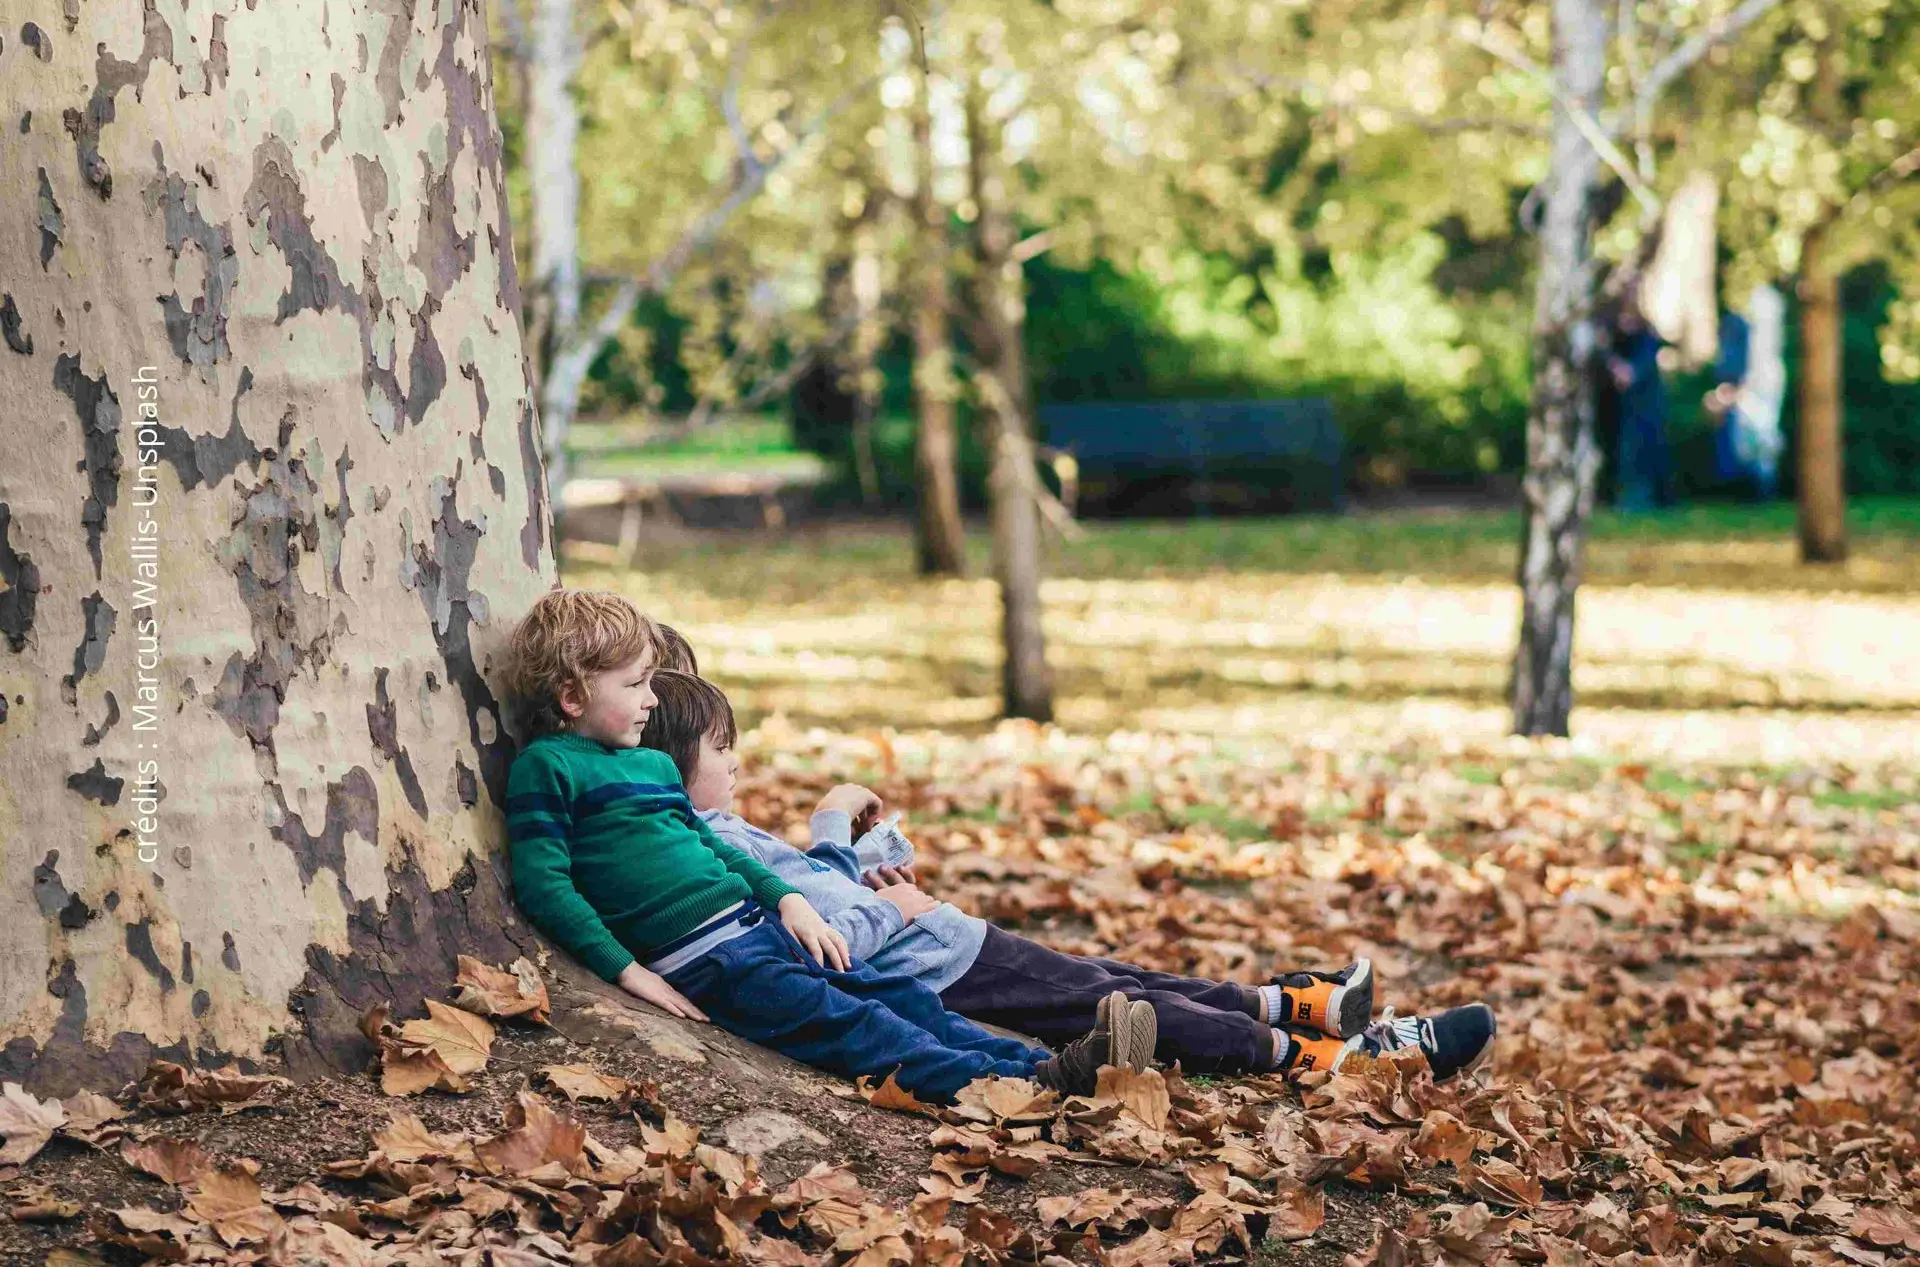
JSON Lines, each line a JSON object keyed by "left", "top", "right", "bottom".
{"left": 1, "top": 293, "right": 32, "bottom": 353}
{"left": 192, "top": 990, "right": 211, "bottom": 1018}
{"left": 454, "top": 756, "right": 478, "bottom": 807}
{"left": 63, "top": 590, "right": 117, "bottom": 699}
{"left": 36, "top": 168, "right": 63, "bottom": 269}
{"left": 61, "top": 5, "right": 173, "bottom": 201}
{"left": 150, "top": 171, "right": 239, "bottom": 373}
{"left": 285, "top": 852, "right": 531, "bottom": 1080}
{"left": 268, "top": 765, "right": 378, "bottom": 889}
{"left": 207, "top": 15, "right": 228, "bottom": 89}
{"left": 152, "top": 367, "right": 262, "bottom": 494}
{"left": 21, "top": 21, "right": 52, "bottom": 61}
{"left": 53, "top": 354, "right": 123, "bottom": 578}
{"left": 518, "top": 400, "right": 549, "bottom": 571}
{"left": 245, "top": 139, "right": 353, "bottom": 322}
{"left": 403, "top": 301, "right": 447, "bottom": 427}
{"left": 350, "top": 153, "right": 388, "bottom": 231}
{"left": 404, "top": 471, "right": 513, "bottom": 806}
{"left": 431, "top": 5, "right": 521, "bottom": 318}
{"left": 366, "top": 667, "right": 429, "bottom": 818}
{"left": 125, "top": 920, "right": 177, "bottom": 992}
{"left": 211, "top": 409, "right": 343, "bottom": 758}
{"left": 221, "top": 932, "right": 241, "bottom": 972}
{"left": 66, "top": 757, "right": 123, "bottom": 804}
{"left": 321, "top": 73, "right": 345, "bottom": 152}
{"left": 0, "top": 501, "right": 42, "bottom": 652}
{"left": 0, "top": 959, "right": 194, "bottom": 1098}
{"left": 82, "top": 690, "right": 120, "bottom": 745}
{"left": 32, "top": 850, "right": 70, "bottom": 917}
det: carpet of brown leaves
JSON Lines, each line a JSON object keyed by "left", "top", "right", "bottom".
{"left": 3, "top": 721, "right": 1915, "bottom": 1265}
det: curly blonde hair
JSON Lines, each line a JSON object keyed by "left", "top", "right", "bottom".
{"left": 506, "top": 588, "right": 664, "bottom": 737}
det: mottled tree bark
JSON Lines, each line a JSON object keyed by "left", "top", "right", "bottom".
{"left": 908, "top": 28, "right": 966, "bottom": 577}
{"left": 1510, "top": 0, "right": 1607, "bottom": 738}
{"left": 966, "top": 91, "right": 1053, "bottom": 723}
{"left": 0, "top": 0, "right": 557, "bottom": 1093}
{"left": 1795, "top": 228, "right": 1848, "bottom": 562}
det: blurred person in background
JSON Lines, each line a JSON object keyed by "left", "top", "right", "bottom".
{"left": 1705, "top": 284, "right": 1787, "bottom": 500}
{"left": 1608, "top": 289, "right": 1676, "bottom": 512}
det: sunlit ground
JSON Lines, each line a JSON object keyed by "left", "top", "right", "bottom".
{"left": 546, "top": 503, "right": 1920, "bottom": 1256}
{"left": 561, "top": 500, "right": 1920, "bottom": 768}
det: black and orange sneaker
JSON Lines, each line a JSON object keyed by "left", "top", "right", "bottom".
{"left": 1275, "top": 1004, "right": 1496, "bottom": 1083}
{"left": 1274, "top": 1027, "right": 1352, "bottom": 1077}
{"left": 1263, "top": 958, "right": 1373, "bottom": 1038}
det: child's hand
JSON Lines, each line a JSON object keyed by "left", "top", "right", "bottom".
{"left": 861, "top": 864, "right": 920, "bottom": 890}
{"left": 616, "top": 963, "right": 709, "bottom": 1022}
{"left": 778, "top": 894, "right": 852, "bottom": 971}
{"left": 818, "top": 783, "right": 882, "bottom": 827}
{"left": 874, "top": 883, "right": 938, "bottom": 925}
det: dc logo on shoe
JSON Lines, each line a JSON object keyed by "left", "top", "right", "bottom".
{"left": 1299, "top": 1002, "right": 1315, "bottom": 1022}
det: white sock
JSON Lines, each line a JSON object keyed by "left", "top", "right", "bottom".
{"left": 1258, "top": 983, "right": 1287, "bottom": 1026}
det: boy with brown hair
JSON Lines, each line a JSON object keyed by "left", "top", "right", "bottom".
{"left": 501, "top": 588, "right": 1157, "bottom": 1104}
{"left": 642, "top": 647, "right": 1498, "bottom": 1084}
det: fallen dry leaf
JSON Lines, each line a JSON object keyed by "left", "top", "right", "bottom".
{"left": 121, "top": 1135, "right": 214, "bottom": 1184}
{"left": 185, "top": 1164, "right": 284, "bottom": 1246}
{"left": 0, "top": 1081, "right": 65, "bottom": 1164}
{"left": 451, "top": 955, "right": 551, "bottom": 1025}
{"left": 536, "top": 1063, "right": 634, "bottom": 1102}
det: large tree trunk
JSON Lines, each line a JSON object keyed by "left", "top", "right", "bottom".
{"left": 526, "top": 0, "right": 584, "bottom": 496}
{"left": 908, "top": 29, "right": 966, "bottom": 577}
{"left": 0, "top": 0, "right": 557, "bottom": 1094}
{"left": 1510, "top": 0, "right": 1608, "bottom": 738}
{"left": 965, "top": 91, "right": 1054, "bottom": 723}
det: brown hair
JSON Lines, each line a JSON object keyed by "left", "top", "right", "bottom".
{"left": 505, "top": 588, "right": 664, "bottom": 737}
{"left": 639, "top": 670, "right": 737, "bottom": 786}
{"left": 657, "top": 623, "right": 699, "bottom": 675}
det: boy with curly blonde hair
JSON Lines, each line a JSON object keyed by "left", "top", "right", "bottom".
{"left": 500, "top": 588, "right": 1155, "bottom": 1103}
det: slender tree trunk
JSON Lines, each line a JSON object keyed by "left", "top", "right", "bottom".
{"left": 850, "top": 216, "right": 885, "bottom": 507}
{"left": 0, "top": 0, "right": 555, "bottom": 1092}
{"left": 908, "top": 28, "right": 966, "bottom": 576}
{"left": 1796, "top": 227, "right": 1848, "bottom": 562}
{"left": 966, "top": 90, "right": 1053, "bottom": 722}
{"left": 1510, "top": 0, "right": 1608, "bottom": 738}
{"left": 1795, "top": 25, "right": 1847, "bottom": 563}
{"left": 526, "top": 0, "right": 583, "bottom": 496}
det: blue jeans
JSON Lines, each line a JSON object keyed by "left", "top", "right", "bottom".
{"left": 662, "top": 917, "right": 1049, "bottom": 1103}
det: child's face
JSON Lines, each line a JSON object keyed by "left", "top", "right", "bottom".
{"left": 561, "top": 648, "right": 658, "bottom": 748}
{"left": 684, "top": 728, "right": 739, "bottom": 814}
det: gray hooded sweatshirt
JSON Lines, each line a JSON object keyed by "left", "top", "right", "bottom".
{"left": 697, "top": 807, "right": 989, "bottom": 994}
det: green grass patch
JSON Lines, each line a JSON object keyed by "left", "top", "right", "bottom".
{"left": 1812, "top": 787, "right": 1911, "bottom": 812}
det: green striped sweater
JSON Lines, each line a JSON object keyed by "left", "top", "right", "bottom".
{"left": 505, "top": 730, "right": 798, "bottom": 981}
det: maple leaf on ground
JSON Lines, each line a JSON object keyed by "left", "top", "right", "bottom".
{"left": 948, "top": 1076, "right": 1057, "bottom": 1125}
{"left": 1462, "top": 1156, "right": 1544, "bottom": 1208}
{"left": 1851, "top": 1205, "right": 1920, "bottom": 1252}
{"left": 8, "top": 1185, "right": 83, "bottom": 1222}
{"left": 1412, "top": 1109, "right": 1477, "bottom": 1167}
{"left": 0, "top": 1081, "right": 65, "bottom": 1165}
{"left": 537, "top": 1063, "right": 638, "bottom": 1103}
{"left": 185, "top": 1164, "right": 284, "bottom": 1246}
{"left": 135, "top": 1061, "right": 290, "bottom": 1114}
{"left": 58, "top": 1091, "right": 129, "bottom": 1146}
{"left": 451, "top": 955, "right": 551, "bottom": 1025}
{"left": 857, "top": 1072, "right": 942, "bottom": 1117}
{"left": 1095, "top": 1065, "right": 1171, "bottom": 1130}
{"left": 474, "top": 1091, "right": 590, "bottom": 1179}
{"left": 121, "top": 1135, "right": 214, "bottom": 1184}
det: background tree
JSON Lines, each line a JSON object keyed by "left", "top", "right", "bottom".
{"left": 1, "top": 0, "right": 553, "bottom": 1090}
{"left": 1708, "top": 0, "right": 1920, "bottom": 563}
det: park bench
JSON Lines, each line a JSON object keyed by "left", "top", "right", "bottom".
{"left": 1038, "top": 397, "right": 1343, "bottom": 515}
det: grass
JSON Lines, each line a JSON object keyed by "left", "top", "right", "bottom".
{"left": 617, "top": 496, "right": 1920, "bottom": 596}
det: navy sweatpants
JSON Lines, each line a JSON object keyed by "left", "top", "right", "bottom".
{"left": 662, "top": 917, "right": 1049, "bottom": 1103}
{"left": 940, "top": 926, "right": 1274, "bottom": 1075}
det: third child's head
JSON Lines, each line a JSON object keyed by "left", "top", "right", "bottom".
{"left": 639, "top": 670, "right": 739, "bottom": 813}
{"left": 506, "top": 589, "right": 664, "bottom": 748}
